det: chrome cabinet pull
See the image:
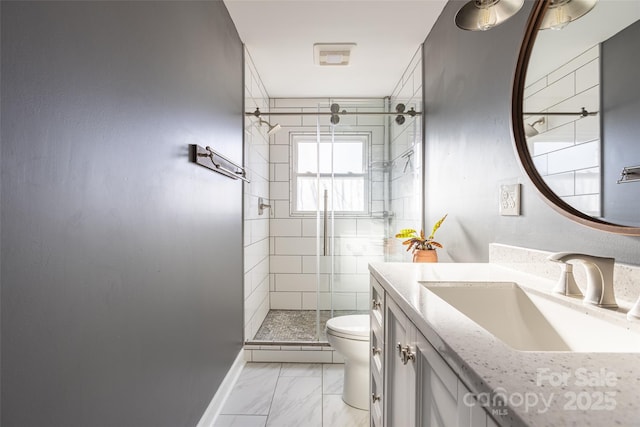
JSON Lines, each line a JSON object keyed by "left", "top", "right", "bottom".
{"left": 372, "top": 299, "right": 381, "bottom": 310}
{"left": 372, "top": 346, "right": 381, "bottom": 355}
{"left": 402, "top": 346, "right": 415, "bottom": 365}
{"left": 372, "top": 393, "right": 381, "bottom": 403}
{"left": 397, "top": 344, "right": 415, "bottom": 365}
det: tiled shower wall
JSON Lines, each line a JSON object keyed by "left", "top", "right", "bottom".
{"left": 243, "top": 50, "right": 270, "bottom": 340}
{"left": 524, "top": 45, "right": 601, "bottom": 217}
{"left": 388, "top": 47, "right": 423, "bottom": 262}
{"left": 268, "top": 98, "right": 388, "bottom": 311}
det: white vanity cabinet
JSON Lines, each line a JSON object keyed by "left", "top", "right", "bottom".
{"left": 371, "top": 275, "right": 497, "bottom": 427}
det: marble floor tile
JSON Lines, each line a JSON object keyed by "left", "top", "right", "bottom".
{"left": 214, "top": 415, "right": 268, "bottom": 427}
{"left": 322, "top": 364, "right": 344, "bottom": 395}
{"left": 216, "top": 363, "right": 368, "bottom": 427}
{"left": 280, "top": 363, "right": 322, "bottom": 377}
{"left": 322, "top": 395, "right": 368, "bottom": 427}
{"left": 221, "top": 363, "right": 281, "bottom": 415}
{"left": 266, "top": 376, "right": 322, "bottom": 427}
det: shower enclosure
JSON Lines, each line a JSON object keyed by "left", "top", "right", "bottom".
{"left": 247, "top": 97, "right": 423, "bottom": 345}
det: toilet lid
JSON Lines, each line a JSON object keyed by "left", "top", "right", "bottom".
{"left": 326, "top": 314, "right": 370, "bottom": 338}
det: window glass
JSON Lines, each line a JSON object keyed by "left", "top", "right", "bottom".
{"left": 292, "top": 134, "right": 369, "bottom": 214}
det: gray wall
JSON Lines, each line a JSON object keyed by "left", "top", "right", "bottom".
{"left": 602, "top": 19, "right": 640, "bottom": 226}
{"left": 1, "top": 2, "right": 244, "bottom": 426}
{"left": 423, "top": 0, "right": 640, "bottom": 264}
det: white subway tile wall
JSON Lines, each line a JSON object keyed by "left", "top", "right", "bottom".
{"left": 524, "top": 45, "right": 601, "bottom": 217}
{"left": 243, "top": 49, "right": 271, "bottom": 340}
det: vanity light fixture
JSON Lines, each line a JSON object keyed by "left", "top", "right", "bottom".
{"left": 455, "top": 0, "right": 524, "bottom": 31}
{"left": 539, "top": 0, "right": 598, "bottom": 31}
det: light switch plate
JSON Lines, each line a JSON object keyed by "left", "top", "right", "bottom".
{"left": 499, "top": 184, "right": 520, "bottom": 216}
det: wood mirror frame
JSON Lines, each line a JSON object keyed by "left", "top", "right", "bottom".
{"left": 511, "top": 0, "right": 640, "bottom": 236}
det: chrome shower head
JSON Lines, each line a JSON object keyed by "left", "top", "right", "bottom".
{"left": 251, "top": 108, "right": 281, "bottom": 136}
{"left": 260, "top": 119, "right": 281, "bottom": 136}
{"left": 524, "top": 117, "right": 545, "bottom": 137}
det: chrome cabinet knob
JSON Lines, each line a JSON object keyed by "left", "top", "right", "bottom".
{"left": 372, "top": 346, "right": 381, "bottom": 355}
{"left": 372, "top": 299, "right": 381, "bottom": 310}
{"left": 372, "top": 393, "right": 381, "bottom": 403}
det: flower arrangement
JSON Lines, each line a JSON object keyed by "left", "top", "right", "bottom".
{"left": 395, "top": 214, "right": 448, "bottom": 252}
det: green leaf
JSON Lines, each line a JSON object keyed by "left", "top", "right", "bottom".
{"left": 428, "top": 214, "right": 448, "bottom": 240}
{"left": 395, "top": 229, "right": 417, "bottom": 239}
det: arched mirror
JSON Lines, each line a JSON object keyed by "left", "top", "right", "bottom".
{"left": 513, "top": 0, "right": 640, "bottom": 235}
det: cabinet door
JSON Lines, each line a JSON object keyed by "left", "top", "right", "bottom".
{"left": 384, "top": 298, "right": 416, "bottom": 427}
{"left": 457, "top": 380, "right": 488, "bottom": 427}
{"left": 415, "top": 332, "right": 459, "bottom": 427}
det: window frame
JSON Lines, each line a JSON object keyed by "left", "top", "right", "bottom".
{"left": 290, "top": 132, "right": 371, "bottom": 217}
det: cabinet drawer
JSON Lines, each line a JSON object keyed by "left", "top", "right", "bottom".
{"left": 371, "top": 275, "right": 385, "bottom": 325}
{"left": 371, "top": 371, "right": 384, "bottom": 427}
{"left": 371, "top": 330, "right": 384, "bottom": 379}
{"left": 371, "top": 312, "right": 384, "bottom": 347}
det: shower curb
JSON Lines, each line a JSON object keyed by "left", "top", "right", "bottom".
{"left": 243, "top": 341, "right": 344, "bottom": 364}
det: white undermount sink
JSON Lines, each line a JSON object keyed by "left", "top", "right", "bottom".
{"left": 421, "top": 282, "right": 640, "bottom": 352}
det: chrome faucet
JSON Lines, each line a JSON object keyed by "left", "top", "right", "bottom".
{"left": 547, "top": 252, "right": 618, "bottom": 309}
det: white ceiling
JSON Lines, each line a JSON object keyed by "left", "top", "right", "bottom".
{"left": 223, "top": 0, "right": 448, "bottom": 98}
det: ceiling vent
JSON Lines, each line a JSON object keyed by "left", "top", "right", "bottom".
{"left": 313, "top": 43, "right": 356, "bottom": 66}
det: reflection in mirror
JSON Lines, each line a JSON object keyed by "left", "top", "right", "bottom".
{"left": 523, "top": 1, "right": 640, "bottom": 227}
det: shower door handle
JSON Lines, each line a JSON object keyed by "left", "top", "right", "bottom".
{"left": 323, "top": 189, "right": 329, "bottom": 256}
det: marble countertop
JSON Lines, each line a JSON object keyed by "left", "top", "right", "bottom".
{"left": 368, "top": 262, "right": 640, "bottom": 427}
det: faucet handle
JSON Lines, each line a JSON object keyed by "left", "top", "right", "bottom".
{"left": 552, "top": 262, "right": 583, "bottom": 297}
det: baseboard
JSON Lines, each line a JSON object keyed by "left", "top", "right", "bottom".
{"left": 196, "top": 348, "right": 246, "bottom": 427}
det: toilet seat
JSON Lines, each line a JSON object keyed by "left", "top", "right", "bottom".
{"left": 326, "top": 314, "right": 370, "bottom": 341}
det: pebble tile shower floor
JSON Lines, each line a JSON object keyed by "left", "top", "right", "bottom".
{"left": 215, "top": 362, "right": 368, "bottom": 427}
{"left": 252, "top": 310, "right": 365, "bottom": 341}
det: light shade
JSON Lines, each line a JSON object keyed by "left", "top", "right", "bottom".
{"left": 539, "top": 0, "right": 598, "bottom": 30}
{"left": 455, "top": 0, "right": 525, "bottom": 31}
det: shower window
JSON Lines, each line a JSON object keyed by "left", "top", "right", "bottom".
{"left": 291, "top": 133, "right": 370, "bottom": 215}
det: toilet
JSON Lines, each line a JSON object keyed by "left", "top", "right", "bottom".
{"left": 325, "top": 314, "right": 370, "bottom": 410}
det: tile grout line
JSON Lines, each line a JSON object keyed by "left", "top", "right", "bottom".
{"left": 321, "top": 363, "right": 325, "bottom": 427}
{"left": 264, "top": 363, "right": 283, "bottom": 426}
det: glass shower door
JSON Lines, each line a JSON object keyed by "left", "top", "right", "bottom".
{"left": 315, "top": 101, "right": 389, "bottom": 340}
